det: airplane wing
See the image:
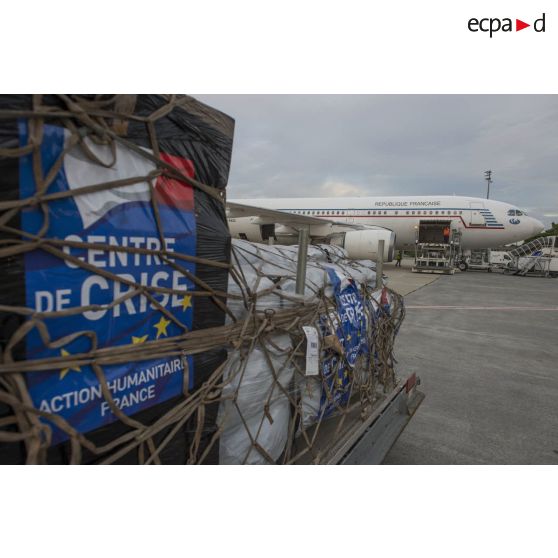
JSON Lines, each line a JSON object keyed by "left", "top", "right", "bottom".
{"left": 226, "top": 201, "right": 390, "bottom": 232}
{"left": 227, "top": 201, "right": 326, "bottom": 226}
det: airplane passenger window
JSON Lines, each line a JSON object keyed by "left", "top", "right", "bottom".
{"left": 395, "top": 211, "right": 398, "bottom": 215}
{"left": 412, "top": 211, "right": 415, "bottom": 215}
{"left": 406, "top": 211, "right": 410, "bottom": 215}
{"left": 384, "top": 211, "right": 387, "bottom": 215}
{"left": 367, "top": 211, "right": 371, "bottom": 215}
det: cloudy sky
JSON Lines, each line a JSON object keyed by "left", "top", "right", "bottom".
{"left": 199, "top": 95, "right": 558, "bottom": 227}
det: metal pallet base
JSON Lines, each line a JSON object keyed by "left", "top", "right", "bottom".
{"left": 326, "top": 374, "right": 425, "bottom": 465}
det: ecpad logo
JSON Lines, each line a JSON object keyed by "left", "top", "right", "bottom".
{"left": 468, "top": 13, "right": 546, "bottom": 37}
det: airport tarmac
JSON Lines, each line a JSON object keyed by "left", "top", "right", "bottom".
{"left": 383, "top": 262, "right": 558, "bottom": 464}
{"left": 383, "top": 258, "right": 439, "bottom": 295}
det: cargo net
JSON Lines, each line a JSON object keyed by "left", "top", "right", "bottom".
{"left": 220, "top": 241, "right": 405, "bottom": 464}
{"left": 0, "top": 95, "right": 404, "bottom": 464}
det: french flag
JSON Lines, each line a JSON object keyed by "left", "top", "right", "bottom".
{"left": 62, "top": 130, "right": 194, "bottom": 229}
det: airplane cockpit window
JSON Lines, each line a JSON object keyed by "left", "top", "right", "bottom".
{"left": 508, "top": 209, "right": 526, "bottom": 216}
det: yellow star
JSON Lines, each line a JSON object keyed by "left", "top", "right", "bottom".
{"left": 59, "top": 348, "right": 81, "bottom": 380}
{"left": 132, "top": 334, "right": 149, "bottom": 345}
{"left": 181, "top": 294, "right": 192, "bottom": 311}
{"left": 153, "top": 316, "right": 171, "bottom": 339}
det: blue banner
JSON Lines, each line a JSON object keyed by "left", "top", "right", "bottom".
{"left": 19, "top": 122, "right": 196, "bottom": 443}
{"left": 317, "top": 268, "right": 369, "bottom": 417}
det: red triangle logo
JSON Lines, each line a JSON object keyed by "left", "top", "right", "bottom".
{"left": 516, "top": 19, "right": 530, "bottom": 31}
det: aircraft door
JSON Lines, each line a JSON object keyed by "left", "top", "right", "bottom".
{"left": 469, "top": 202, "right": 485, "bottom": 226}
{"left": 260, "top": 223, "right": 276, "bottom": 241}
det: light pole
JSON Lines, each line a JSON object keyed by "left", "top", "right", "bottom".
{"left": 484, "top": 170, "right": 493, "bottom": 199}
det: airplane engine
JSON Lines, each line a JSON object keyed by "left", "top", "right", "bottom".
{"left": 333, "top": 229, "right": 396, "bottom": 262}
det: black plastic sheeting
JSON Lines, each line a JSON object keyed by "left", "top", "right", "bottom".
{"left": 0, "top": 95, "right": 234, "bottom": 464}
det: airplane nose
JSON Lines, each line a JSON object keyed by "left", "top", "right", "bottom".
{"left": 531, "top": 218, "right": 545, "bottom": 236}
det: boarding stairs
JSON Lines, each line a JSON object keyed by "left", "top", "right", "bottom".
{"left": 507, "top": 236, "right": 555, "bottom": 277}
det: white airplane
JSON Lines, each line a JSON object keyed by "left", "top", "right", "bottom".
{"left": 227, "top": 195, "right": 545, "bottom": 262}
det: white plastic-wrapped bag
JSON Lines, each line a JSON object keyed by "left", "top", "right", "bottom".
{"left": 226, "top": 267, "right": 277, "bottom": 323}
{"left": 218, "top": 334, "right": 294, "bottom": 464}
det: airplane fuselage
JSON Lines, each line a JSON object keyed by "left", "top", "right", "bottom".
{"left": 229, "top": 195, "right": 544, "bottom": 250}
